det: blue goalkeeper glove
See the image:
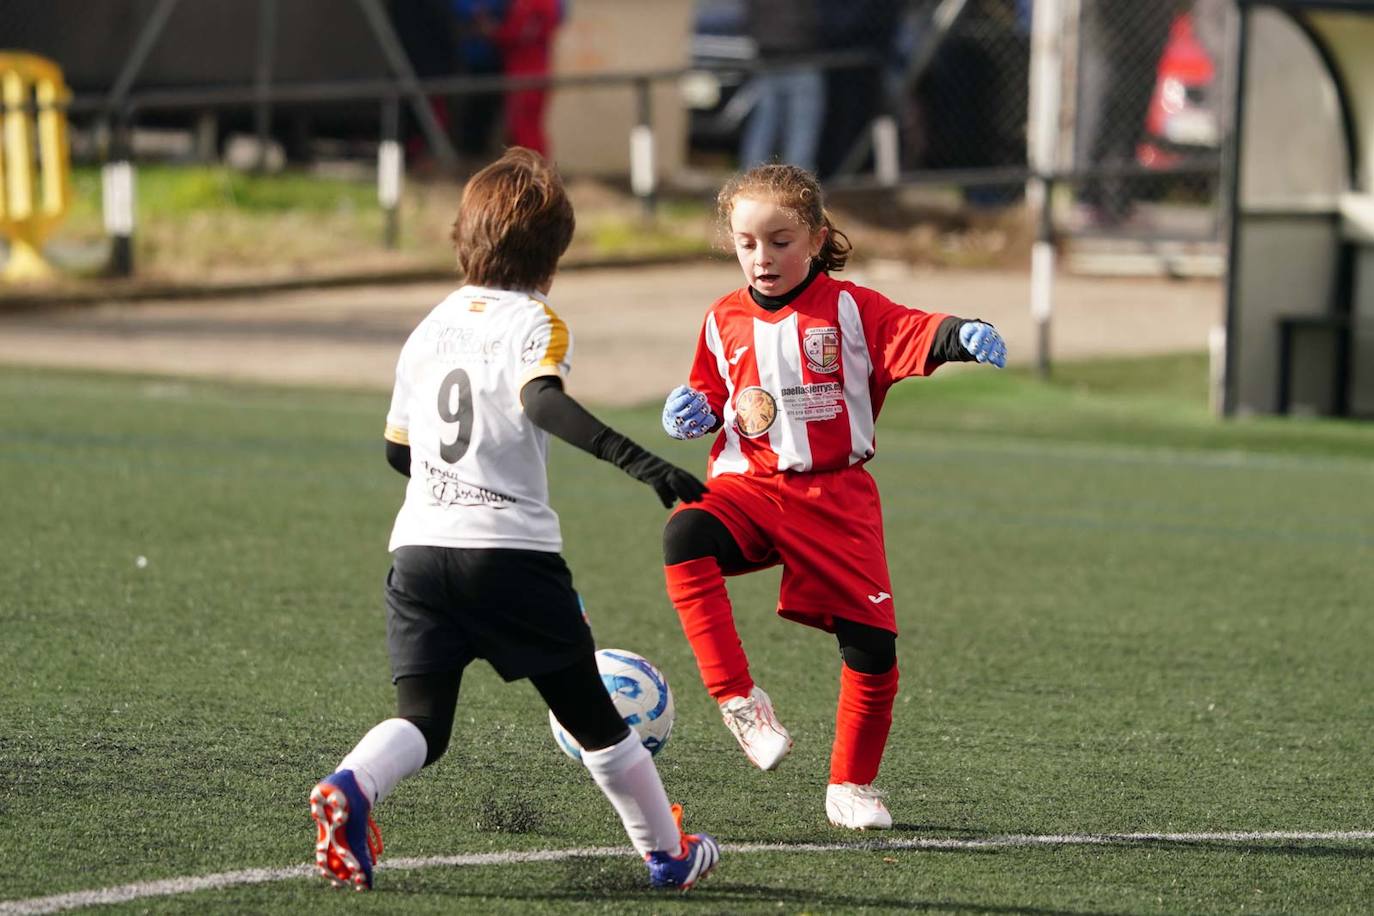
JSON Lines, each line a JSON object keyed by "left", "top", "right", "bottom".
{"left": 959, "top": 321, "right": 1007, "bottom": 368}
{"left": 662, "top": 385, "right": 717, "bottom": 440}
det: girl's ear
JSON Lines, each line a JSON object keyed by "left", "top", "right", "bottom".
{"left": 810, "top": 225, "right": 829, "bottom": 259}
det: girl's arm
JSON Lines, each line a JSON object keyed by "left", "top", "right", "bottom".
{"left": 861, "top": 291, "right": 1002, "bottom": 386}
{"left": 686, "top": 313, "right": 730, "bottom": 424}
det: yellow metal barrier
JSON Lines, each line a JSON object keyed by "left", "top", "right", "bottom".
{"left": 0, "top": 52, "right": 71, "bottom": 282}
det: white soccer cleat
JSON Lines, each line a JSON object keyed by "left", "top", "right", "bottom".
{"left": 825, "top": 782, "right": 893, "bottom": 830}
{"left": 719, "top": 686, "right": 793, "bottom": 771}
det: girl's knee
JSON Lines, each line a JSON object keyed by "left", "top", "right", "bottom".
{"left": 663, "top": 509, "right": 724, "bottom": 565}
{"left": 835, "top": 620, "right": 897, "bottom": 674}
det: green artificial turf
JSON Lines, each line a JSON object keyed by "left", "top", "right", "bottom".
{"left": 1, "top": 355, "right": 1371, "bottom": 914}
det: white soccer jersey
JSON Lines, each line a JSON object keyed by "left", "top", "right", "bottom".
{"left": 384, "top": 285, "right": 572, "bottom": 552}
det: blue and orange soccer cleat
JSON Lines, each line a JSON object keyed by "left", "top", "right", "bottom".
{"left": 310, "top": 769, "right": 383, "bottom": 891}
{"left": 644, "top": 804, "right": 720, "bottom": 891}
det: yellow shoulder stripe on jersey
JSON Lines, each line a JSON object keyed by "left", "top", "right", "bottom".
{"left": 539, "top": 303, "right": 570, "bottom": 368}
{"left": 384, "top": 424, "right": 410, "bottom": 446}
{"left": 517, "top": 364, "right": 562, "bottom": 397}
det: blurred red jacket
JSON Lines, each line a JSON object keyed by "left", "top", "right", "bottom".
{"left": 495, "top": 0, "right": 561, "bottom": 76}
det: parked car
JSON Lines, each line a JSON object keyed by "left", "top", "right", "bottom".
{"left": 1136, "top": 12, "right": 1221, "bottom": 171}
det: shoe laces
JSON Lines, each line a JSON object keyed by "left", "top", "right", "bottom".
{"left": 366, "top": 816, "right": 384, "bottom": 863}
{"left": 669, "top": 803, "right": 690, "bottom": 859}
{"left": 721, "top": 694, "right": 764, "bottom": 731}
{"left": 839, "top": 782, "right": 886, "bottom": 802}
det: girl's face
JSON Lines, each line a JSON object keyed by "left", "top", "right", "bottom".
{"left": 729, "top": 196, "right": 827, "bottom": 298}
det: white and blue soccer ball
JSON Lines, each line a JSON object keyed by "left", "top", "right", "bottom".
{"left": 549, "top": 648, "right": 675, "bottom": 760}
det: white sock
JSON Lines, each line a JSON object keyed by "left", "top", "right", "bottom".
{"left": 580, "top": 732, "right": 682, "bottom": 856}
{"left": 338, "top": 718, "right": 428, "bottom": 806}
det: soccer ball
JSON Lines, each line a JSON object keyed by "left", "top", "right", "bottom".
{"left": 549, "top": 648, "right": 675, "bottom": 760}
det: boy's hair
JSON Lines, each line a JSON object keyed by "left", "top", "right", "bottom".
{"left": 716, "top": 164, "right": 852, "bottom": 272}
{"left": 452, "top": 147, "right": 575, "bottom": 290}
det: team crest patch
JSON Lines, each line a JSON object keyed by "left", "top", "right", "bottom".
{"left": 803, "top": 326, "right": 840, "bottom": 373}
{"left": 734, "top": 386, "right": 777, "bottom": 439}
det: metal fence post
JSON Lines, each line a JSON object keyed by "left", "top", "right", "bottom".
{"left": 630, "top": 77, "right": 656, "bottom": 219}
{"left": 253, "top": 0, "right": 277, "bottom": 172}
{"left": 354, "top": 0, "right": 458, "bottom": 171}
{"left": 1027, "top": 0, "right": 1064, "bottom": 379}
{"left": 871, "top": 115, "right": 900, "bottom": 187}
{"left": 379, "top": 95, "right": 403, "bottom": 249}
{"left": 102, "top": 117, "right": 136, "bottom": 277}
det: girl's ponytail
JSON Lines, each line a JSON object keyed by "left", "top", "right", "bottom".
{"left": 815, "top": 209, "right": 851, "bottom": 273}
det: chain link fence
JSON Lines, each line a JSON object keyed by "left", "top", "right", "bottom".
{"left": 1069, "top": 0, "right": 1225, "bottom": 235}
{"left": 694, "top": 0, "right": 1233, "bottom": 241}
{"left": 2, "top": 0, "right": 1237, "bottom": 282}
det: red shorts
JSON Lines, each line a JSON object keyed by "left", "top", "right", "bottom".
{"left": 673, "top": 465, "right": 896, "bottom": 633}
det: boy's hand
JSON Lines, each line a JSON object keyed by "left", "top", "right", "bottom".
{"left": 645, "top": 462, "right": 710, "bottom": 508}
{"left": 959, "top": 322, "right": 1007, "bottom": 368}
{"left": 621, "top": 452, "right": 709, "bottom": 507}
{"left": 662, "top": 385, "right": 717, "bottom": 439}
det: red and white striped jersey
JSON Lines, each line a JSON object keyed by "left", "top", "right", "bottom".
{"left": 689, "top": 272, "right": 951, "bottom": 478}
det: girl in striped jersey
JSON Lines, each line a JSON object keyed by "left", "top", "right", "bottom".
{"left": 660, "top": 164, "right": 1007, "bottom": 829}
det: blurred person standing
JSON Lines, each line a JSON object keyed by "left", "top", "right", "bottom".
{"left": 739, "top": 0, "right": 825, "bottom": 172}
{"left": 1075, "top": 0, "right": 1182, "bottom": 227}
{"left": 492, "top": 0, "right": 564, "bottom": 156}
{"left": 916, "top": 0, "right": 1029, "bottom": 208}
{"left": 451, "top": 0, "right": 509, "bottom": 167}
{"left": 815, "top": 0, "right": 901, "bottom": 179}
{"left": 391, "top": 0, "right": 458, "bottom": 168}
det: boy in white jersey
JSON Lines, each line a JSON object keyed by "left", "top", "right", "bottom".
{"left": 660, "top": 164, "right": 1007, "bottom": 830}
{"left": 309, "top": 148, "right": 719, "bottom": 892}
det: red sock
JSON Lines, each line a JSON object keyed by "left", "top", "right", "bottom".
{"left": 829, "top": 663, "right": 899, "bottom": 785}
{"left": 664, "top": 558, "right": 753, "bottom": 701}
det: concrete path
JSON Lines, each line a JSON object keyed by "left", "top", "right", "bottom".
{"left": 0, "top": 262, "right": 1222, "bottom": 406}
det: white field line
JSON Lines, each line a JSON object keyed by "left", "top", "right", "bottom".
{"left": 4, "top": 830, "right": 1374, "bottom": 915}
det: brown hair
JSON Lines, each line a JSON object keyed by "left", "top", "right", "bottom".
{"left": 451, "top": 147, "right": 575, "bottom": 290}
{"left": 716, "top": 164, "right": 852, "bottom": 272}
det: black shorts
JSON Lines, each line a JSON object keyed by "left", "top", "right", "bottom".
{"left": 384, "top": 545, "right": 594, "bottom": 683}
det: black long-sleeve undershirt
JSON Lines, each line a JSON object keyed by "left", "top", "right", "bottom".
{"left": 386, "top": 439, "right": 411, "bottom": 477}
{"left": 383, "top": 377, "right": 706, "bottom": 509}
{"left": 521, "top": 379, "right": 704, "bottom": 507}
{"left": 930, "top": 315, "right": 980, "bottom": 366}
{"left": 382, "top": 376, "right": 611, "bottom": 478}
{"left": 519, "top": 375, "right": 614, "bottom": 456}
